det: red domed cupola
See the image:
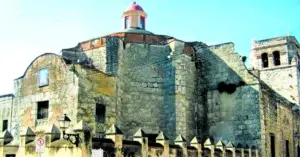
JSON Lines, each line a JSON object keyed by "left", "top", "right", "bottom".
{"left": 122, "top": 2, "right": 147, "bottom": 30}
{"left": 125, "top": 1, "right": 144, "bottom": 12}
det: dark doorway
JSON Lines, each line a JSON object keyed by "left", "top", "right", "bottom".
{"left": 6, "top": 155, "right": 16, "bottom": 157}
{"left": 226, "top": 150, "right": 233, "bottom": 157}
{"left": 271, "top": 135, "right": 275, "bottom": 157}
{"left": 285, "top": 140, "right": 289, "bottom": 157}
{"left": 215, "top": 149, "right": 222, "bottom": 157}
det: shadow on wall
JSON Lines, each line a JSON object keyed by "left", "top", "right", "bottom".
{"left": 162, "top": 61, "right": 176, "bottom": 142}
{"left": 193, "top": 42, "right": 261, "bottom": 146}
{"left": 193, "top": 42, "right": 297, "bottom": 151}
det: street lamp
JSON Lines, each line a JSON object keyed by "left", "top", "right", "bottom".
{"left": 58, "top": 114, "right": 80, "bottom": 147}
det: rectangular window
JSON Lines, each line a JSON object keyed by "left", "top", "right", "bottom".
{"left": 140, "top": 16, "right": 145, "bottom": 29}
{"left": 2, "top": 120, "right": 8, "bottom": 132}
{"left": 37, "top": 101, "right": 49, "bottom": 119}
{"left": 286, "top": 140, "right": 289, "bottom": 157}
{"left": 124, "top": 16, "right": 129, "bottom": 29}
{"left": 5, "top": 155, "right": 16, "bottom": 157}
{"left": 271, "top": 135, "right": 275, "bottom": 157}
{"left": 95, "top": 104, "right": 106, "bottom": 123}
{"left": 38, "top": 68, "right": 49, "bottom": 87}
{"left": 262, "top": 53, "right": 269, "bottom": 68}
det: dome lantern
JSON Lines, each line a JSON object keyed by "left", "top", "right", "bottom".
{"left": 122, "top": 2, "right": 147, "bottom": 30}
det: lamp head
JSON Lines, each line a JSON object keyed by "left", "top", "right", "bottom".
{"left": 59, "top": 114, "right": 71, "bottom": 131}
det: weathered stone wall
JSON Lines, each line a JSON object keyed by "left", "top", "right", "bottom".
{"left": 169, "top": 40, "right": 197, "bottom": 141}
{"left": 0, "top": 94, "right": 13, "bottom": 132}
{"left": 260, "top": 66, "right": 299, "bottom": 104}
{"left": 106, "top": 37, "right": 119, "bottom": 75}
{"left": 251, "top": 36, "right": 300, "bottom": 156}
{"left": 196, "top": 43, "right": 261, "bottom": 146}
{"left": 1, "top": 31, "right": 299, "bottom": 156}
{"left": 116, "top": 41, "right": 170, "bottom": 139}
{"left": 76, "top": 64, "right": 116, "bottom": 136}
{"left": 293, "top": 111, "right": 300, "bottom": 156}
{"left": 84, "top": 46, "right": 107, "bottom": 72}
{"left": 11, "top": 54, "right": 79, "bottom": 143}
{"left": 260, "top": 84, "right": 294, "bottom": 157}
{"left": 287, "top": 39, "right": 299, "bottom": 64}
{"left": 83, "top": 37, "right": 118, "bottom": 76}
{"left": 202, "top": 43, "right": 258, "bottom": 87}
{"left": 206, "top": 85, "right": 260, "bottom": 146}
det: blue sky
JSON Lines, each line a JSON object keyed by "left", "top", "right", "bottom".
{"left": 0, "top": 0, "right": 299, "bottom": 94}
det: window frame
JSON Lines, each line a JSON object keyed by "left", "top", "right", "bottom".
{"left": 95, "top": 104, "right": 106, "bottom": 123}
{"left": 37, "top": 101, "right": 49, "bottom": 120}
{"left": 2, "top": 120, "right": 8, "bottom": 132}
{"left": 38, "top": 68, "right": 49, "bottom": 87}
{"left": 273, "top": 51, "right": 281, "bottom": 66}
{"left": 261, "top": 53, "right": 269, "bottom": 68}
{"left": 124, "top": 16, "right": 130, "bottom": 29}
{"left": 140, "top": 16, "right": 145, "bottom": 29}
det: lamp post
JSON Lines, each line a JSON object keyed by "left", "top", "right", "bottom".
{"left": 58, "top": 114, "right": 80, "bottom": 147}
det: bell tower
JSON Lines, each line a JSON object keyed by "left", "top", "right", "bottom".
{"left": 122, "top": 2, "right": 147, "bottom": 30}
{"left": 250, "top": 36, "right": 299, "bottom": 70}
{"left": 250, "top": 36, "right": 300, "bottom": 104}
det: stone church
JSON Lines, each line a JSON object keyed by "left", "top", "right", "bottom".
{"left": 0, "top": 2, "right": 300, "bottom": 157}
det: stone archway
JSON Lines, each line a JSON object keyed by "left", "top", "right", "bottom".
{"left": 235, "top": 150, "right": 242, "bottom": 157}
{"left": 226, "top": 150, "right": 233, "bottom": 157}
{"left": 203, "top": 148, "right": 211, "bottom": 157}
{"left": 215, "top": 149, "right": 223, "bottom": 157}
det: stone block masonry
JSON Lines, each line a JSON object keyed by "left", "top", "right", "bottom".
{"left": 0, "top": 31, "right": 300, "bottom": 157}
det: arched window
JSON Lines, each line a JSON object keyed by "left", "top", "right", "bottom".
{"left": 273, "top": 51, "right": 281, "bottom": 66}
{"left": 261, "top": 53, "right": 268, "bottom": 68}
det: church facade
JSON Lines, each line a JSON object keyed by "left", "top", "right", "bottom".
{"left": 0, "top": 2, "right": 300, "bottom": 157}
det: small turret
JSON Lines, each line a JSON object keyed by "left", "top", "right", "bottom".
{"left": 122, "top": 2, "right": 147, "bottom": 30}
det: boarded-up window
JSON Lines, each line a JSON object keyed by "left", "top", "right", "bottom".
{"left": 262, "top": 53, "right": 269, "bottom": 68}
{"left": 38, "top": 69, "right": 49, "bottom": 87}
{"left": 2, "top": 120, "right": 8, "bottom": 132}
{"left": 96, "top": 104, "right": 106, "bottom": 123}
{"left": 273, "top": 51, "right": 281, "bottom": 66}
{"left": 37, "top": 101, "right": 49, "bottom": 119}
